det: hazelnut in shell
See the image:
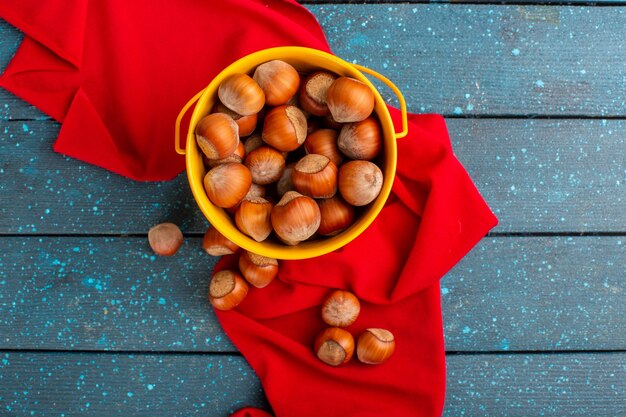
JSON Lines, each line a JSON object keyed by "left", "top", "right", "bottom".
{"left": 262, "top": 105, "right": 308, "bottom": 152}
{"left": 321, "top": 290, "right": 360, "bottom": 327}
{"left": 292, "top": 154, "right": 338, "bottom": 199}
{"left": 314, "top": 327, "right": 355, "bottom": 366}
{"left": 356, "top": 328, "right": 396, "bottom": 365}
{"left": 244, "top": 134, "right": 264, "bottom": 155}
{"left": 271, "top": 191, "right": 321, "bottom": 245}
{"left": 244, "top": 146, "right": 286, "bottom": 185}
{"left": 195, "top": 113, "right": 240, "bottom": 160}
{"left": 337, "top": 117, "right": 382, "bottom": 161}
{"left": 298, "top": 71, "right": 337, "bottom": 116}
{"left": 238, "top": 251, "right": 279, "bottom": 288}
{"left": 253, "top": 60, "right": 300, "bottom": 106}
{"left": 317, "top": 195, "right": 355, "bottom": 237}
{"left": 235, "top": 197, "right": 273, "bottom": 242}
{"left": 304, "top": 129, "right": 343, "bottom": 166}
{"left": 202, "top": 227, "right": 239, "bottom": 256}
{"left": 209, "top": 270, "right": 249, "bottom": 311}
{"left": 276, "top": 163, "right": 295, "bottom": 197}
{"left": 326, "top": 77, "right": 375, "bottom": 123}
{"left": 338, "top": 160, "right": 383, "bottom": 207}
{"left": 218, "top": 73, "right": 265, "bottom": 116}
{"left": 203, "top": 162, "right": 252, "bottom": 208}
{"left": 148, "top": 222, "right": 183, "bottom": 256}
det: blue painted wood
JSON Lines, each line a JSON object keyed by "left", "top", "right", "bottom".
{"left": 0, "top": 352, "right": 269, "bottom": 416}
{"left": 441, "top": 236, "right": 625, "bottom": 352}
{"left": 0, "top": 237, "right": 227, "bottom": 351}
{"left": 1, "top": 119, "right": 624, "bottom": 234}
{"left": 305, "top": 0, "right": 626, "bottom": 4}
{"left": 3, "top": 5, "right": 626, "bottom": 118}
{"left": 444, "top": 352, "right": 626, "bottom": 417}
{"left": 0, "top": 236, "right": 622, "bottom": 352}
{"left": 449, "top": 118, "right": 626, "bottom": 233}
{"left": 0, "top": 351, "right": 623, "bottom": 417}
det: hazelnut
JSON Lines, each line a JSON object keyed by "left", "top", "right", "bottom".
{"left": 338, "top": 160, "right": 383, "bottom": 207}
{"left": 327, "top": 76, "right": 375, "bottom": 123}
{"left": 148, "top": 222, "right": 183, "bottom": 256}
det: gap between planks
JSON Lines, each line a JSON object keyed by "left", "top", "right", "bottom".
{"left": 302, "top": 1, "right": 626, "bottom": 6}
{"left": 1, "top": 348, "right": 624, "bottom": 355}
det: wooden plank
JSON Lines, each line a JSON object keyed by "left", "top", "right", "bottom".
{"left": 299, "top": 0, "right": 626, "bottom": 6}
{"left": 304, "top": 1, "right": 626, "bottom": 4}
{"left": 0, "top": 236, "right": 623, "bottom": 352}
{"left": 0, "top": 237, "right": 227, "bottom": 352}
{"left": 3, "top": 5, "right": 626, "bottom": 118}
{"left": 444, "top": 352, "right": 626, "bottom": 417}
{"left": 0, "top": 351, "right": 623, "bottom": 416}
{"left": 441, "top": 236, "right": 625, "bottom": 352}
{"left": 0, "top": 351, "right": 269, "bottom": 416}
{"left": 0, "top": 120, "right": 209, "bottom": 235}
{"left": 1, "top": 118, "right": 624, "bottom": 234}
{"left": 447, "top": 118, "right": 626, "bottom": 233}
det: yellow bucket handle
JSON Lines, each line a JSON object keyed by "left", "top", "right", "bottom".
{"left": 175, "top": 88, "right": 206, "bottom": 155}
{"left": 352, "top": 64, "right": 409, "bottom": 139}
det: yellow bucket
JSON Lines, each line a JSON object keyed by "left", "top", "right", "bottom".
{"left": 175, "top": 46, "right": 408, "bottom": 260}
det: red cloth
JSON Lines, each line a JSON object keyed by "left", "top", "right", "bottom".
{"left": 216, "top": 110, "right": 496, "bottom": 417}
{"left": 0, "top": 0, "right": 328, "bottom": 180}
{"left": 1, "top": 1, "right": 497, "bottom": 416}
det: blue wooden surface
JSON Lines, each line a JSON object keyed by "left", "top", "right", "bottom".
{"left": 1, "top": 2, "right": 625, "bottom": 417}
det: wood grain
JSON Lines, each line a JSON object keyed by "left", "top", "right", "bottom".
{"left": 441, "top": 236, "right": 625, "bottom": 351}
{"left": 0, "top": 351, "right": 269, "bottom": 417}
{"left": 2, "top": 5, "right": 626, "bottom": 118}
{"left": 444, "top": 352, "right": 626, "bottom": 416}
{"left": 0, "top": 351, "right": 623, "bottom": 416}
{"left": 0, "top": 236, "right": 622, "bottom": 352}
{"left": 1, "top": 119, "right": 623, "bottom": 234}
{"left": 304, "top": 1, "right": 626, "bottom": 4}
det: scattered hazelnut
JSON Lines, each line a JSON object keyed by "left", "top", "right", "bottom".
{"left": 321, "top": 290, "right": 360, "bottom": 327}
{"left": 356, "top": 328, "right": 396, "bottom": 365}
{"left": 148, "top": 222, "right": 183, "bottom": 256}
{"left": 314, "top": 327, "right": 355, "bottom": 366}
{"left": 209, "top": 270, "right": 249, "bottom": 311}
{"left": 238, "top": 251, "right": 279, "bottom": 288}
{"left": 202, "top": 227, "right": 239, "bottom": 256}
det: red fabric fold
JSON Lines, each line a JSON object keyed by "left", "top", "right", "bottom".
{"left": 1, "top": 1, "right": 498, "bottom": 415}
{"left": 1, "top": 0, "right": 328, "bottom": 180}
{"left": 215, "top": 111, "right": 497, "bottom": 417}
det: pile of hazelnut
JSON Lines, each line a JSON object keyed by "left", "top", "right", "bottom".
{"left": 316, "top": 290, "right": 396, "bottom": 366}
{"left": 147, "top": 225, "right": 396, "bottom": 366}
{"left": 203, "top": 233, "right": 396, "bottom": 367}
{"left": 196, "top": 59, "right": 385, "bottom": 246}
